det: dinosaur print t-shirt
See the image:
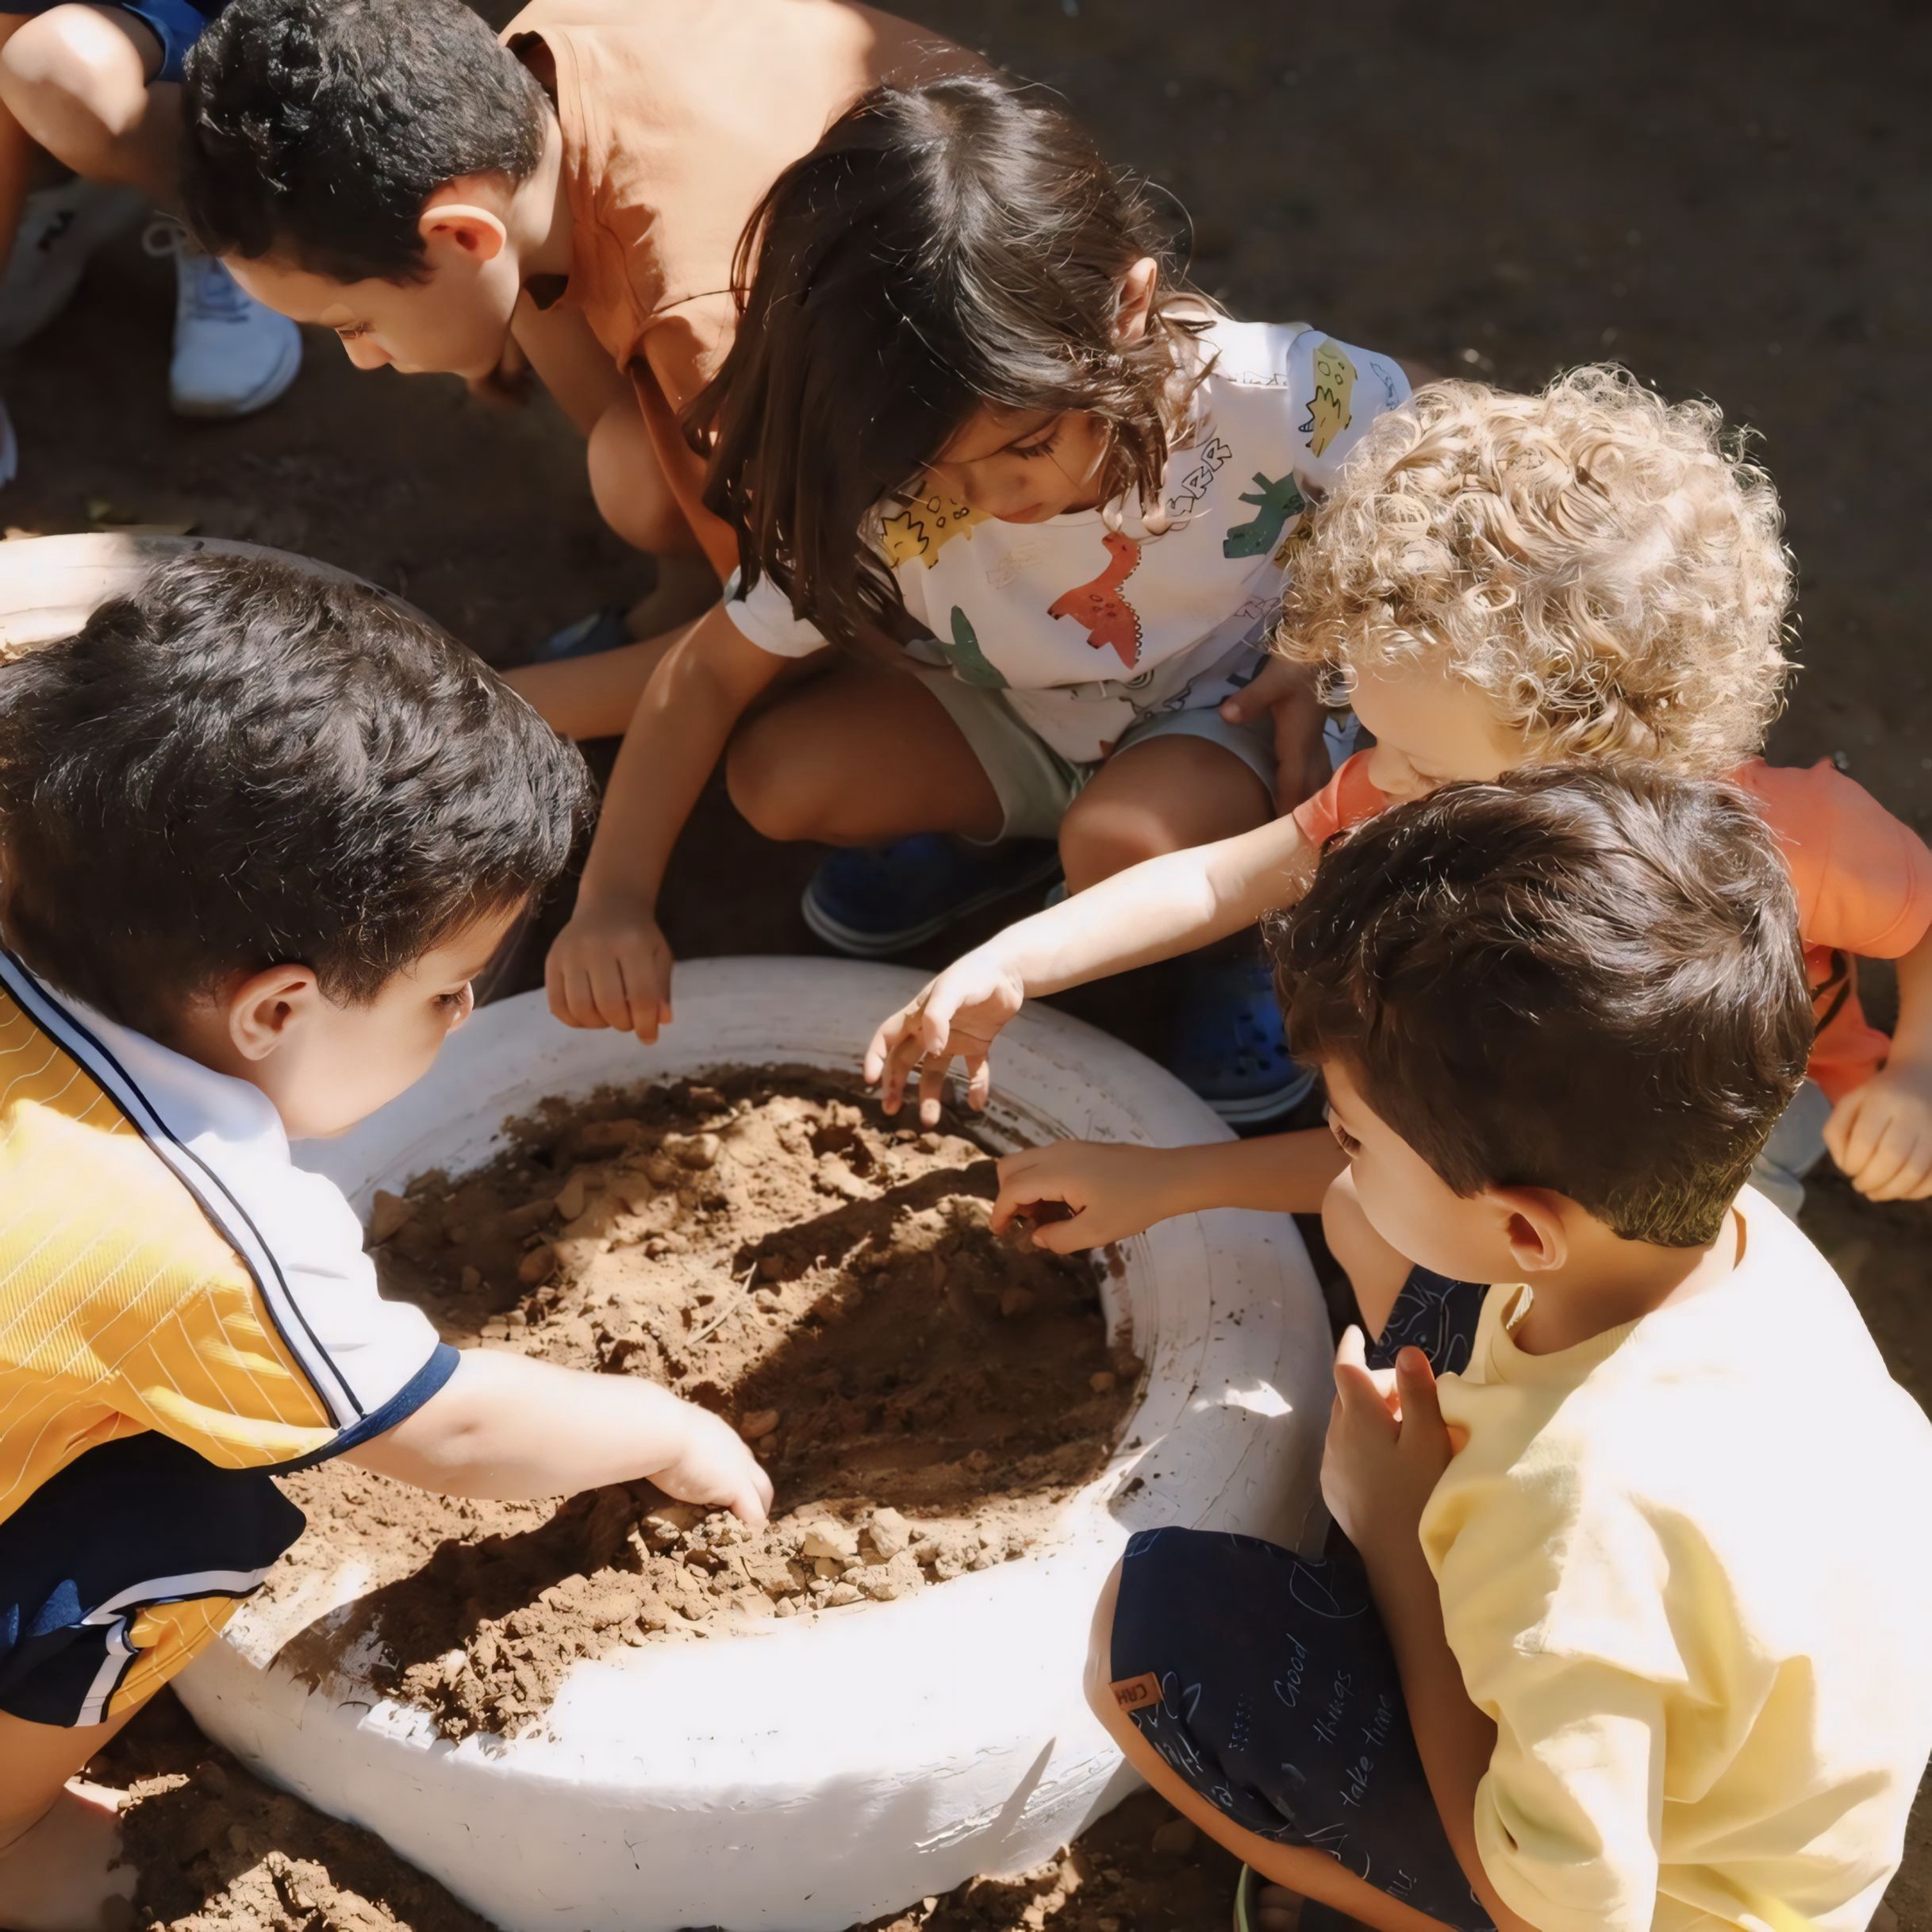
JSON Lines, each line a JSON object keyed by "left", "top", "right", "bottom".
{"left": 724, "top": 319, "right": 1412, "bottom": 762}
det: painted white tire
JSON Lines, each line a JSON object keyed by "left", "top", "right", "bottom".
{"left": 0, "top": 532, "right": 368, "bottom": 658}
{"left": 179, "top": 962, "right": 1331, "bottom": 1931}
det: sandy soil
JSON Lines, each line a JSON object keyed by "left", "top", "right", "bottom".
{"left": 13, "top": 0, "right": 1930, "bottom": 1923}
{"left": 270, "top": 1072, "right": 1132, "bottom": 1740}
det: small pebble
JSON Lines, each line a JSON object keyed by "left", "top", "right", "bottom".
{"left": 367, "top": 1190, "right": 416, "bottom": 1245}
{"left": 1150, "top": 1818, "right": 1197, "bottom": 1857}
{"left": 517, "top": 1243, "right": 556, "bottom": 1285}
{"left": 865, "top": 1506, "right": 913, "bottom": 1559}
{"left": 675, "top": 1131, "right": 722, "bottom": 1170}
{"left": 801, "top": 1519, "right": 860, "bottom": 1563}
{"left": 1090, "top": 1370, "right": 1118, "bottom": 1394}
{"left": 739, "top": 1408, "right": 781, "bottom": 1442}
{"left": 555, "top": 1173, "right": 590, "bottom": 1220}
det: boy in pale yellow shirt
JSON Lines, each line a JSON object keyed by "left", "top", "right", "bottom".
{"left": 1085, "top": 765, "right": 1932, "bottom": 1932}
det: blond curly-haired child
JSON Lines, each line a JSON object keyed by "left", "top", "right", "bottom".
{"left": 866, "top": 364, "right": 1932, "bottom": 1243}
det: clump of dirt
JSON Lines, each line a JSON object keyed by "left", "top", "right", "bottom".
{"left": 271, "top": 1070, "right": 1138, "bottom": 1738}
{"left": 97, "top": 1696, "right": 494, "bottom": 1932}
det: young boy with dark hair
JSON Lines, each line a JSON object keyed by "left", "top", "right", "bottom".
{"left": 1086, "top": 766, "right": 1932, "bottom": 1932}
{"left": 178, "top": 0, "right": 972, "bottom": 673}
{"left": 0, "top": 556, "right": 773, "bottom": 1932}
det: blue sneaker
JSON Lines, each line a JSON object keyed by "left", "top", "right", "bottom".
{"left": 1167, "top": 953, "right": 1319, "bottom": 1126}
{"left": 801, "top": 836, "right": 1062, "bottom": 957}
{"left": 530, "top": 603, "right": 631, "bottom": 664}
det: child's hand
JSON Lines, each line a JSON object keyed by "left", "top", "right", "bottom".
{"left": 992, "top": 1141, "right": 1173, "bottom": 1252}
{"left": 646, "top": 1399, "right": 775, "bottom": 1527}
{"left": 1320, "top": 1328, "right": 1457, "bottom": 1558}
{"left": 1824, "top": 1061, "right": 1932, "bottom": 1202}
{"left": 864, "top": 950, "right": 1028, "bottom": 1127}
{"left": 1218, "top": 657, "right": 1329, "bottom": 816}
{"left": 546, "top": 896, "right": 675, "bottom": 1042}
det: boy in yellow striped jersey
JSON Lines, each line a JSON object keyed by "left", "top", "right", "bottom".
{"left": 0, "top": 556, "right": 774, "bottom": 1932}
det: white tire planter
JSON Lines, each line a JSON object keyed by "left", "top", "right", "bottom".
{"left": 180, "top": 962, "right": 1332, "bottom": 1930}
{"left": 0, "top": 532, "right": 367, "bottom": 658}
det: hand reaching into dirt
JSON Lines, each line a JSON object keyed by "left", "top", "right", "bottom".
{"left": 992, "top": 1141, "right": 1181, "bottom": 1252}
{"left": 349, "top": 1353, "right": 774, "bottom": 1526}
{"left": 644, "top": 1400, "right": 776, "bottom": 1527}
{"left": 1217, "top": 656, "right": 1331, "bottom": 816}
{"left": 547, "top": 895, "right": 675, "bottom": 1041}
{"left": 864, "top": 948, "right": 1029, "bottom": 1127}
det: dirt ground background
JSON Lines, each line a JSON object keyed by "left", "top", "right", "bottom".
{"left": 11, "top": 0, "right": 1932, "bottom": 1925}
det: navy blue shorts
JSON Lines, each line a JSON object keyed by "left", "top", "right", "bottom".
{"left": 18, "top": 0, "right": 221, "bottom": 83}
{"left": 0, "top": 1431, "right": 305, "bottom": 1728}
{"left": 1107, "top": 1267, "right": 1493, "bottom": 1931}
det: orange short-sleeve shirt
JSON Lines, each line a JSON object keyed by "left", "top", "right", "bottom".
{"left": 1292, "top": 751, "right": 1932, "bottom": 1102}
{"left": 501, "top": 0, "right": 973, "bottom": 578}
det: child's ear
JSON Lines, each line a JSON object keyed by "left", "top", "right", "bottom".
{"left": 226, "top": 965, "right": 325, "bottom": 1064}
{"left": 418, "top": 186, "right": 510, "bottom": 267}
{"left": 1114, "top": 256, "right": 1161, "bottom": 344}
{"left": 1489, "top": 1186, "right": 1571, "bottom": 1276}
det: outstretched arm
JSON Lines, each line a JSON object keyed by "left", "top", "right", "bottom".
{"left": 346, "top": 1349, "right": 773, "bottom": 1524}
{"left": 867, "top": 812, "right": 1320, "bottom": 1125}
{"left": 546, "top": 605, "right": 788, "bottom": 1042}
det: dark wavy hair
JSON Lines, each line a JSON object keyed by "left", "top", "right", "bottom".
{"left": 0, "top": 555, "right": 592, "bottom": 1040}
{"left": 1273, "top": 765, "right": 1813, "bottom": 1248}
{"left": 181, "top": 0, "right": 548, "bottom": 282}
{"left": 686, "top": 74, "right": 1212, "bottom": 655}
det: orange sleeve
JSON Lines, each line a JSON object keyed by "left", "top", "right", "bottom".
{"left": 1736, "top": 760, "right": 1932, "bottom": 961}
{"left": 1292, "top": 751, "right": 1392, "bottom": 850}
{"left": 632, "top": 296, "right": 741, "bottom": 582}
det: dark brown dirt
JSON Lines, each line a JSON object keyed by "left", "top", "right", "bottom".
{"left": 91, "top": 1694, "right": 495, "bottom": 1932}
{"left": 13, "top": 1, "right": 1930, "bottom": 1921}
{"left": 271, "top": 1071, "right": 1135, "bottom": 1739}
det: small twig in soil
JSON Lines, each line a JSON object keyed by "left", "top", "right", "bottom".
{"left": 686, "top": 1261, "right": 759, "bottom": 1346}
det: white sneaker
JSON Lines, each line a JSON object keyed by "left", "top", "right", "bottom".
{"left": 0, "top": 177, "right": 144, "bottom": 351}
{"left": 144, "top": 218, "right": 302, "bottom": 419}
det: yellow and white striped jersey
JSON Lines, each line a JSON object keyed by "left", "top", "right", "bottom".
{"left": 0, "top": 949, "right": 452, "bottom": 1534}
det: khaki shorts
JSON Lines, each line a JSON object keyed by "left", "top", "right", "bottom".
{"left": 912, "top": 667, "right": 1278, "bottom": 843}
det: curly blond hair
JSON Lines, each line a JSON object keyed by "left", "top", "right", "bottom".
{"left": 1277, "top": 365, "right": 1794, "bottom": 774}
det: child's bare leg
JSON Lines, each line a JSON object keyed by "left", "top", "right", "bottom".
{"left": 0, "top": 1703, "right": 141, "bottom": 1932}
{"left": 0, "top": 6, "right": 175, "bottom": 198}
{"left": 1083, "top": 1565, "right": 1457, "bottom": 1932}
{"left": 511, "top": 298, "right": 719, "bottom": 641}
{"left": 1058, "top": 733, "right": 1270, "bottom": 893}
{"left": 725, "top": 664, "right": 1004, "bottom": 845}
{"left": 1320, "top": 1167, "right": 1414, "bottom": 1342}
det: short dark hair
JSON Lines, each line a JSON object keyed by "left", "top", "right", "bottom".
{"left": 181, "top": 0, "right": 548, "bottom": 282}
{"left": 1272, "top": 766, "right": 1813, "bottom": 1247}
{"left": 688, "top": 73, "right": 1211, "bottom": 655}
{"left": 0, "top": 555, "right": 591, "bottom": 1040}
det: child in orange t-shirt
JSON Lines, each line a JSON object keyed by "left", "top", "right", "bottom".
{"left": 865, "top": 366, "right": 1932, "bottom": 1226}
